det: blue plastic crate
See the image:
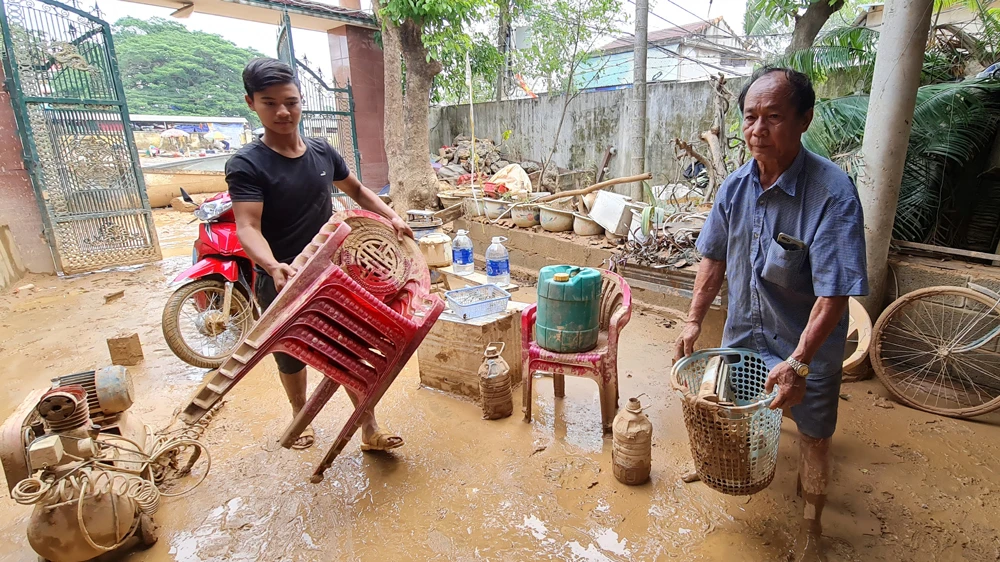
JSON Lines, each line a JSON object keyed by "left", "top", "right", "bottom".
{"left": 445, "top": 284, "right": 511, "bottom": 320}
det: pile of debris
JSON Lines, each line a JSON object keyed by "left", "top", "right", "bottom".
{"left": 608, "top": 211, "right": 709, "bottom": 270}
{"left": 434, "top": 135, "right": 558, "bottom": 189}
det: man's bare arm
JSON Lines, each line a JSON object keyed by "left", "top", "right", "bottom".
{"left": 334, "top": 173, "right": 413, "bottom": 238}
{"left": 233, "top": 201, "right": 296, "bottom": 291}
{"left": 674, "top": 258, "right": 726, "bottom": 360}
{"left": 766, "top": 295, "right": 850, "bottom": 410}
{"left": 792, "top": 296, "right": 850, "bottom": 364}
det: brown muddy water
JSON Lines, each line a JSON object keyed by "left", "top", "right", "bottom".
{"left": 1, "top": 209, "right": 999, "bottom": 561}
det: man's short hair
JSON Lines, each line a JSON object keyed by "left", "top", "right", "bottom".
{"left": 737, "top": 66, "right": 816, "bottom": 117}
{"left": 242, "top": 58, "right": 300, "bottom": 97}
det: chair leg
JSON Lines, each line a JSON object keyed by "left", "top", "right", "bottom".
{"left": 599, "top": 374, "right": 619, "bottom": 434}
{"left": 280, "top": 377, "right": 340, "bottom": 449}
{"left": 553, "top": 374, "right": 566, "bottom": 398}
{"left": 522, "top": 360, "right": 533, "bottom": 423}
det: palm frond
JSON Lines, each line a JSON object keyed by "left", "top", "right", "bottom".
{"left": 802, "top": 95, "right": 869, "bottom": 158}
{"left": 767, "top": 26, "right": 879, "bottom": 87}
{"left": 803, "top": 79, "right": 1000, "bottom": 243}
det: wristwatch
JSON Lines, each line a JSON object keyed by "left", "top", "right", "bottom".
{"left": 785, "top": 357, "right": 810, "bottom": 378}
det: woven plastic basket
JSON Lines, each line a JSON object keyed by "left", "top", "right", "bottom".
{"left": 670, "top": 348, "right": 782, "bottom": 496}
{"left": 445, "top": 284, "right": 511, "bottom": 320}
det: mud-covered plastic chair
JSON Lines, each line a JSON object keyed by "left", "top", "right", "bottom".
{"left": 521, "top": 270, "right": 632, "bottom": 433}
{"left": 179, "top": 210, "right": 444, "bottom": 482}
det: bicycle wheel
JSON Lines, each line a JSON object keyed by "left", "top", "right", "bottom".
{"left": 871, "top": 286, "right": 1000, "bottom": 418}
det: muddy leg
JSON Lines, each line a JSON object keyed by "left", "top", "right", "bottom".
{"left": 279, "top": 367, "right": 315, "bottom": 449}
{"left": 345, "top": 390, "right": 402, "bottom": 451}
{"left": 793, "top": 433, "right": 831, "bottom": 562}
{"left": 280, "top": 378, "right": 339, "bottom": 448}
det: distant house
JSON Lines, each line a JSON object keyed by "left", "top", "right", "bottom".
{"left": 577, "top": 18, "right": 759, "bottom": 90}
{"left": 857, "top": 1, "right": 999, "bottom": 34}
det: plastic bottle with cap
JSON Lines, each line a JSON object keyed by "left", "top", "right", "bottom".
{"left": 485, "top": 236, "right": 510, "bottom": 287}
{"left": 451, "top": 229, "right": 474, "bottom": 276}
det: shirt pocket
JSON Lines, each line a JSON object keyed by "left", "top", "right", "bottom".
{"left": 761, "top": 240, "right": 811, "bottom": 293}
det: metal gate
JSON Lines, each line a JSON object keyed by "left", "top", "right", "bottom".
{"left": 276, "top": 11, "right": 362, "bottom": 182}
{"left": 0, "top": 0, "right": 161, "bottom": 274}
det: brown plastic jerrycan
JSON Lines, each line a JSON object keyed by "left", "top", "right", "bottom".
{"left": 478, "top": 342, "right": 513, "bottom": 420}
{"left": 612, "top": 397, "right": 652, "bottom": 485}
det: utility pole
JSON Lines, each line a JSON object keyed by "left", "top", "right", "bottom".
{"left": 496, "top": 1, "right": 512, "bottom": 102}
{"left": 857, "top": 0, "right": 934, "bottom": 318}
{"left": 628, "top": 0, "right": 648, "bottom": 201}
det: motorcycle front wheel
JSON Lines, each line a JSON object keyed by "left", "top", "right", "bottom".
{"left": 162, "top": 279, "right": 255, "bottom": 368}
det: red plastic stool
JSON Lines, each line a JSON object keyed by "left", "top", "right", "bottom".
{"left": 180, "top": 211, "right": 444, "bottom": 482}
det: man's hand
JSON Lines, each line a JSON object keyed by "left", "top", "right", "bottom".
{"left": 674, "top": 321, "right": 701, "bottom": 362}
{"left": 266, "top": 263, "right": 297, "bottom": 293}
{"left": 389, "top": 216, "right": 414, "bottom": 241}
{"left": 764, "top": 361, "right": 807, "bottom": 410}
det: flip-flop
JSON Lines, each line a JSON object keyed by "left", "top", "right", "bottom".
{"left": 291, "top": 426, "right": 315, "bottom": 450}
{"left": 360, "top": 429, "right": 404, "bottom": 452}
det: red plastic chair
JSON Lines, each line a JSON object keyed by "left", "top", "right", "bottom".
{"left": 180, "top": 211, "right": 444, "bottom": 482}
{"left": 521, "top": 270, "right": 632, "bottom": 433}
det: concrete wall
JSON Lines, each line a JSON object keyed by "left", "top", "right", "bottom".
{"left": 0, "top": 66, "right": 55, "bottom": 274}
{"left": 431, "top": 79, "right": 742, "bottom": 190}
{"left": 0, "top": 225, "right": 26, "bottom": 291}
{"left": 143, "top": 170, "right": 228, "bottom": 208}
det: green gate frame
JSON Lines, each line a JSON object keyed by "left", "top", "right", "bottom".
{"left": 276, "top": 11, "right": 362, "bottom": 181}
{"left": 0, "top": 0, "right": 160, "bottom": 274}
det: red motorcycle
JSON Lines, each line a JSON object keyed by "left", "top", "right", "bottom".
{"left": 162, "top": 189, "right": 258, "bottom": 368}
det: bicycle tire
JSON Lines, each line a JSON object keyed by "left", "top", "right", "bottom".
{"left": 871, "top": 286, "right": 1000, "bottom": 418}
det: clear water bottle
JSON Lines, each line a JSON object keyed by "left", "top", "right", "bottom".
{"left": 485, "top": 236, "right": 510, "bottom": 287}
{"left": 452, "top": 229, "right": 474, "bottom": 276}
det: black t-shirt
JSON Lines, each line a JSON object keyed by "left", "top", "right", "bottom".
{"left": 226, "top": 137, "right": 350, "bottom": 264}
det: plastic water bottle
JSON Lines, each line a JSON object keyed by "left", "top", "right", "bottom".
{"left": 485, "top": 236, "right": 510, "bottom": 287}
{"left": 452, "top": 230, "right": 474, "bottom": 276}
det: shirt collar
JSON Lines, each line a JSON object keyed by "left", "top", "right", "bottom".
{"left": 739, "top": 146, "right": 807, "bottom": 197}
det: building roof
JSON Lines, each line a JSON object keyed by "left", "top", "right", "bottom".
{"left": 115, "top": 0, "right": 377, "bottom": 32}
{"left": 129, "top": 114, "right": 249, "bottom": 124}
{"left": 599, "top": 17, "right": 726, "bottom": 52}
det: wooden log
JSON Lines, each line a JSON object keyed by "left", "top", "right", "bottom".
{"left": 892, "top": 239, "right": 1000, "bottom": 262}
{"left": 534, "top": 173, "right": 652, "bottom": 204}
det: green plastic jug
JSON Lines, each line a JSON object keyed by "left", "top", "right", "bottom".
{"left": 536, "top": 265, "right": 602, "bottom": 353}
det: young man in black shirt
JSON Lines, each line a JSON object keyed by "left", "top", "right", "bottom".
{"left": 226, "top": 58, "right": 412, "bottom": 451}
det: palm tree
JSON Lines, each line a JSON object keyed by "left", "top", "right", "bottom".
{"left": 752, "top": 1, "right": 1000, "bottom": 250}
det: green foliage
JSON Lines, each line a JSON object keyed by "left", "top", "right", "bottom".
{"left": 378, "top": 0, "right": 493, "bottom": 103}
{"left": 430, "top": 32, "right": 504, "bottom": 104}
{"left": 802, "top": 79, "right": 1000, "bottom": 243}
{"left": 110, "top": 17, "right": 263, "bottom": 124}
{"left": 517, "top": 0, "right": 624, "bottom": 95}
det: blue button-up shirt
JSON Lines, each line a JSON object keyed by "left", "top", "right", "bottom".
{"left": 695, "top": 147, "right": 869, "bottom": 376}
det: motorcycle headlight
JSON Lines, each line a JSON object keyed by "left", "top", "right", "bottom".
{"left": 194, "top": 200, "right": 232, "bottom": 221}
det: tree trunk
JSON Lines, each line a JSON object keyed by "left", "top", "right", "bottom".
{"left": 785, "top": 0, "right": 845, "bottom": 53}
{"left": 380, "top": 11, "right": 404, "bottom": 192}
{"left": 377, "top": 6, "right": 442, "bottom": 214}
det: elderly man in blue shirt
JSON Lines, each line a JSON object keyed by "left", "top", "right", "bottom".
{"left": 675, "top": 67, "right": 868, "bottom": 561}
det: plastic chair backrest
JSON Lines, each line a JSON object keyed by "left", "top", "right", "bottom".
{"left": 598, "top": 270, "right": 626, "bottom": 330}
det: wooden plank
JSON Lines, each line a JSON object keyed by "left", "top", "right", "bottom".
{"left": 892, "top": 240, "right": 1000, "bottom": 263}
{"left": 434, "top": 202, "right": 464, "bottom": 224}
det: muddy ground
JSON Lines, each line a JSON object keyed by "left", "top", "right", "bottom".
{"left": 2, "top": 209, "right": 1000, "bottom": 561}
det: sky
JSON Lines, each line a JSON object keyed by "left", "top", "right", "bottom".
{"left": 92, "top": 0, "right": 749, "bottom": 78}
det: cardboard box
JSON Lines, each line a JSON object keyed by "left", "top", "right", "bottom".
{"left": 418, "top": 302, "right": 526, "bottom": 400}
